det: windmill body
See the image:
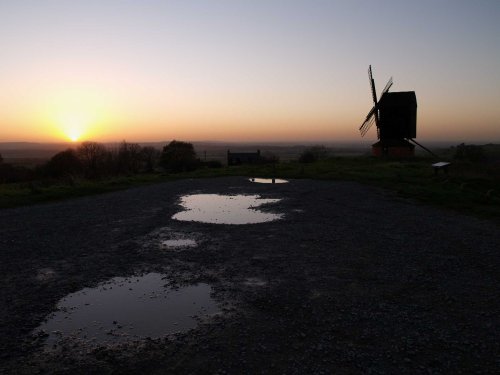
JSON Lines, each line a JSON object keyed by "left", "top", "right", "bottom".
{"left": 360, "top": 66, "right": 417, "bottom": 157}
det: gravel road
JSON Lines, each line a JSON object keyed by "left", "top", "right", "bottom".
{"left": 1, "top": 177, "right": 499, "bottom": 374}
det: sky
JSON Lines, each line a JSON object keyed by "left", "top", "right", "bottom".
{"left": 0, "top": 0, "right": 499, "bottom": 144}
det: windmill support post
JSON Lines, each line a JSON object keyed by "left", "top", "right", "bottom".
{"left": 407, "top": 138, "right": 439, "bottom": 159}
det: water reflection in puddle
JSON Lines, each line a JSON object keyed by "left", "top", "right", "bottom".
{"left": 172, "top": 194, "right": 283, "bottom": 224}
{"left": 35, "top": 273, "right": 218, "bottom": 346}
{"left": 249, "top": 178, "right": 288, "bottom": 184}
{"left": 161, "top": 239, "right": 197, "bottom": 249}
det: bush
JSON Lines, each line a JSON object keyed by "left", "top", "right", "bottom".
{"left": 260, "top": 152, "right": 280, "bottom": 164}
{"left": 453, "top": 143, "right": 486, "bottom": 162}
{"left": 45, "top": 149, "right": 83, "bottom": 178}
{"left": 0, "top": 163, "right": 35, "bottom": 183}
{"left": 299, "top": 145, "right": 330, "bottom": 163}
{"left": 160, "top": 140, "right": 198, "bottom": 172}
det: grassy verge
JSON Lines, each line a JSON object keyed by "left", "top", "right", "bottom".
{"left": 1, "top": 157, "right": 499, "bottom": 221}
{"left": 0, "top": 174, "right": 171, "bottom": 209}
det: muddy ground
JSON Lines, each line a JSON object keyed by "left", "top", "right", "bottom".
{"left": 0, "top": 177, "right": 499, "bottom": 374}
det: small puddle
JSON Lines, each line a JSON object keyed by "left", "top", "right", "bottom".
{"left": 172, "top": 194, "right": 283, "bottom": 224}
{"left": 161, "top": 239, "right": 197, "bottom": 249}
{"left": 34, "top": 273, "right": 219, "bottom": 346}
{"left": 36, "top": 268, "right": 56, "bottom": 282}
{"left": 243, "top": 277, "right": 268, "bottom": 287}
{"left": 249, "top": 178, "right": 288, "bottom": 184}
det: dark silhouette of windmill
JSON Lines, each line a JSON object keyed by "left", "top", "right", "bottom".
{"left": 359, "top": 65, "right": 422, "bottom": 157}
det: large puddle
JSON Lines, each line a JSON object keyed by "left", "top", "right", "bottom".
{"left": 172, "top": 194, "right": 283, "bottom": 224}
{"left": 161, "top": 239, "right": 197, "bottom": 249}
{"left": 249, "top": 178, "right": 288, "bottom": 184}
{"left": 35, "top": 273, "right": 219, "bottom": 346}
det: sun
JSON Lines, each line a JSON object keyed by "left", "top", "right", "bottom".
{"left": 59, "top": 112, "right": 90, "bottom": 142}
{"left": 67, "top": 127, "right": 82, "bottom": 142}
{"left": 44, "top": 89, "right": 106, "bottom": 142}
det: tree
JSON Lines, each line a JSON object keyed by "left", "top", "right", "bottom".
{"left": 77, "top": 141, "right": 108, "bottom": 178}
{"left": 117, "top": 141, "right": 143, "bottom": 174}
{"left": 45, "top": 149, "right": 83, "bottom": 178}
{"left": 0, "top": 153, "right": 3, "bottom": 164}
{"left": 160, "top": 140, "right": 198, "bottom": 172}
{"left": 141, "top": 146, "right": 161, "bottom": 172}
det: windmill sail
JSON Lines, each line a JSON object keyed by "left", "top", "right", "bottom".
{"left": 380, "top": 77, "right": 393, "bottom": 97}
{"left": 368, "top": 65, "right": 380, "bottom": 128}
{"left": 359, "top": 112, "right": 376, "bottom": 137}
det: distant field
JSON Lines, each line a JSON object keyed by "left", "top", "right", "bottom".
{"left": 0, "top": 141, "right": 373, "bottom": 166}
{"left": 0, "top": 140, "right": 474, "bottom": 166}
{"left": 2, "top": 142, "right": 499, "bottom": 221}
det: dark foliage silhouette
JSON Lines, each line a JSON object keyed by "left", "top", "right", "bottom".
{"left": 299, "top": 145, "right": 329, "bottom": 163}
{"left": 141, "top": 146, "right": 161, "bottom": 172}
{"left": 160, "top": 140, "right": 198, "bottom": 172}
{"left": 0, "top": 163, "right": 35, "bottom": 183}
{"left": 259, "top": 151, "right": 280, "bottom": 164}
{"left": 77, "top": 141, "right": 110, "bottom": 178}
{"left": 45, "top": 149, "right": 83, "bottom": 178}
{"left": 117, "top": 141, "right": 143, "bottom": 174}
{"left": 453, "top": 143, "right": 486, "bottom": 162}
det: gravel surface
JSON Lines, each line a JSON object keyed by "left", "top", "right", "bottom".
{"left": 0, "top": 177, "right": 499, "bottom": 374}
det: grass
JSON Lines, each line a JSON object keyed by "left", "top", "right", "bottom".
{"left": 0, "top": 174, "right": 170, "bottom": 208}
{"left": 1, "top": 157, "right": 499, "bottom": 222}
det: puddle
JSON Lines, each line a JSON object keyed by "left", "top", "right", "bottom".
{"left": 140, "top": 227, "right": 203, "bottom": 253}
{"left": 34, "top": 273, "right": 219, "bottom": 346}
{"left": 36, "top": 268, "right": 56, "bottom": 282}
{"left": 161, "top": 239, "right": 197, "bottom": 249}
{"left": 249, "top": 178, "right": 288, "bottom": 184}
{"left": 243, "top": 277, "right": 268, "bottom": 287}
{"left": 172, "top": 194, "right": 283, "bottom": 224}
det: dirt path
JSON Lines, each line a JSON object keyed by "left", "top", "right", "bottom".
{"left": 1, "top": 177, "right": 499, "bottom": 374}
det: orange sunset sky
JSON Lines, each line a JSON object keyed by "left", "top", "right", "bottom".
{"left": 1, "top": 1, "right": 499, "bottom": 144}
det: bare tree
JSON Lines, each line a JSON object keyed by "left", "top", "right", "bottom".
{"left": 77, "top": 141, "right": 108, "bottom": 178}
{"left": 141, "top": 146, "right": 160, "bottom": 172}
{"left": 117, "top": 141, "right": 143, "bottom": 174}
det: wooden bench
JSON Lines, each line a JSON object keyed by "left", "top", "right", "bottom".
{"left": 432, "top": 162, "right": 451, "bottom": 175}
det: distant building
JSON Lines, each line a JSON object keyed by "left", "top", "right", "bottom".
{"left": 227, "top": 150, "right": 261, "bottom": 165}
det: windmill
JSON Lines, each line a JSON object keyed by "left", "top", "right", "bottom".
{"left": 359, "top": 65, "right": 419, "bottom": 157}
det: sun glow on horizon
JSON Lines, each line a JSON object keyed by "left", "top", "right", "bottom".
{"left": 47, "top": 107, "right": 106, "bottom": 143}
{"left": 58, "top": 113, "right": 90, "bottom": 142}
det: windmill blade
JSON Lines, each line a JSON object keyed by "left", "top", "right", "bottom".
{"left": 363, "top": 105, "right": 376, "bottom": 122}
{"left": 380, "top": 76, "right": 393, "bottom": 97}
{"left": 368, "top": 65, "right": 378, "bottom": 106}
{"left": 359, "top": 114, "right": 376, "bottom": 137}
{"left": 359, "top": 106, "right": 377, "bottom": 136}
